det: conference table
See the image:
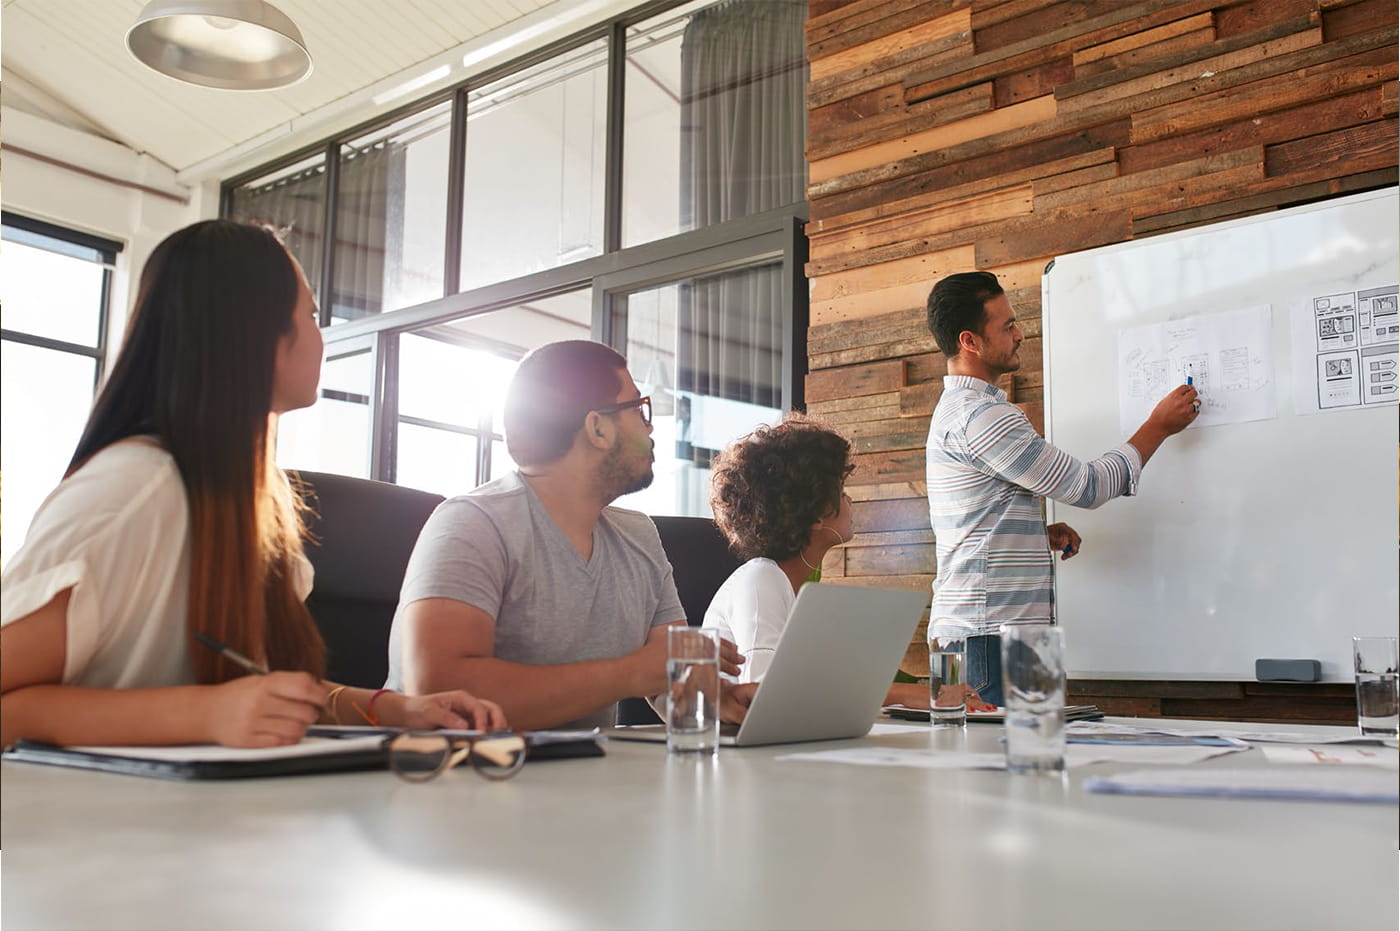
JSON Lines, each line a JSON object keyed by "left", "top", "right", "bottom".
{"left": 2, "top": 717, "right": 1394, "bottom": 930}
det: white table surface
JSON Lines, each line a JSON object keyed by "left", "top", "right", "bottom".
{"left": 2, "top": 717, "right": 1395, "bottom": 931}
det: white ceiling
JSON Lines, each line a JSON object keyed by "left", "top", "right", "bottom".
{"left": 0, "top": 0, "right": 628, "bottom": 179}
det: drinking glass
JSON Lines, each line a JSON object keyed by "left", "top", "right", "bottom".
{"left": 1352, "top": 637, "right": 1399, "bottom": 737}
{"left": 667, "top": 627, "right": 720, "bottom": 753}
{"left": 929, "top": 637, "right": 968, "bottom": 727}
{"left": 1001, "top": 622, "right": 1066, "bottom": 773}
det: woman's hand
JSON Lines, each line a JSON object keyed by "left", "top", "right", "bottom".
{"left": 382, "top": 690, "right": 509, "bottom": 732}
{"left": 206, "top": 672, "right": 327, "bottom": 748}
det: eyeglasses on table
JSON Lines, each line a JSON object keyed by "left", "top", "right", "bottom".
{"left": 386, "top": 731, "right": 528, "bottom": 783}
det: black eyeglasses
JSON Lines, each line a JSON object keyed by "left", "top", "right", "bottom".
{"left": 594, "top": 396, "right": 652, "bottom": 426}
{"left": 386, "top": 731, "right": 527, "bottom": 783}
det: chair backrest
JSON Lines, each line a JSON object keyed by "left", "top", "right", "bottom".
{"left": 293, "top": 470, "right": 445, "bottom": 688}
{"left": 652, "top": 515, "right": 744, "bottom": 628}
{"left": 616, "top": 515, "right": 743, "bottom": 725}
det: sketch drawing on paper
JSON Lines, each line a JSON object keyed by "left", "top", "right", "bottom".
{"left": 1117, "top": 305, "right": 1275, "bottom": 434}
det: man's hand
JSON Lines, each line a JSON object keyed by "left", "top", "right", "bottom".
{"left": 1047, "top": 523, "right": 1081, "bottom": 560}
{"left": 1148, "top": 383, "right": 1199, "bottom": 435}
{"left": 719, "top": 681, "right": 758, "bottom": 724}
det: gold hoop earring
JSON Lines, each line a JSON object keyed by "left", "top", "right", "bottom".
{"left": 800, "top": 525, "right": 846, "bottom": 571}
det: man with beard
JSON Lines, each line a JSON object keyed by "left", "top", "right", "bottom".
{"left": 924, "top": 273, "right": 1199, "bottom": 706}
{"left": 385, "top": 340, "right": 750, "bottom": 730}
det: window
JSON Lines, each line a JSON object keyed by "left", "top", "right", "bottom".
{"left": 396, "top": 289, "right": 591, "bottom": 496}
{"left": 459, "top": 41, "right": 609, "bottom": 292}
{"left": 226, "top": 152, "right": 327, "bottom": 307}
{"left": 333, "top": 102, "right": 452, "bottom": 322}
{"left": 623, "top": 0, "right": 807, "bottom": 247}
{"left": 1, "top": 215, "right": 121, "bottom": 564}
{"left": 228, "top": 0, "right": 808, "bottom": 516}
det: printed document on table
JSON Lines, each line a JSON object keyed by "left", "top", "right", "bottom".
{"left": 1085, "top": 767, "right": 1398, "bottom": 803}
{"left": 775, "top": 745, "right": 1242, "bottom": 770}
{"left": 1117, "top": 305, "right": 1275, "bottom": 434}
{"left": 1288, "top": 283, "right": 1399, "bottom": 415}
{"left": 1257, "top": 745, "right": 1398, "bottom": 768}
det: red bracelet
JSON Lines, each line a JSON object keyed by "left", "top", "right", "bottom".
{"left": 365, "top": 688, "right": 394, "bottom": 726}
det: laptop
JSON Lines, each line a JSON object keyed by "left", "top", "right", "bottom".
{"left": 608, "top": 582, "right": 927, "bottom": 747}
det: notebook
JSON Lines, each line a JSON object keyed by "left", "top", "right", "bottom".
{"left": 609, "top": 582, "right": 927, "bottom": 747}
{"left": 2, "top": 729, "right": 604, "bottom": 781}
{"left": 882, "top": 704, "right": 1105, "bottom": 723}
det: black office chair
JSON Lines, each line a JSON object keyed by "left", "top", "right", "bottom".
{"left": 615, "top": 515, "right": 744, "bottom": 725}
{"left": 292, "top": 470, "right": 445, "bottom": 688}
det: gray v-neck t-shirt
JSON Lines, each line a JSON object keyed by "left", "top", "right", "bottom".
{"left": 385, "top": 472, "right": 684, "bottom": 728}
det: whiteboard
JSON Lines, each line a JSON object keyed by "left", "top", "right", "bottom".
{"left": 1042, "top": 187, "right": 1399, "bottom": 682}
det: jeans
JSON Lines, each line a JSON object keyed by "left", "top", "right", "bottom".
{"left": 966, "top": 634, "right": 1004, "bottom": 707}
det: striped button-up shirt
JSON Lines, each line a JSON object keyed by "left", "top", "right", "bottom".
{"left": 926, "top": 375, "right": 1142, "bottom": 637}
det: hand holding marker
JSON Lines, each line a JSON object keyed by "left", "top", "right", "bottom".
{"left": 1187, "top": 365, "right": 1201, "bottom": 414}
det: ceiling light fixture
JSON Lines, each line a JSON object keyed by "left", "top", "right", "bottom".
{"left": 126, "top": 1, "right": 312, "bottom": 91}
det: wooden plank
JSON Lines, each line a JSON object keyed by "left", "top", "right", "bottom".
{"left": 810, "top": 1, "right": 972, "bottom": 62}
{"left": 808, "top": 307, "right": 926, "bottom": 355}
{"left": 1072, "top": 12, "right": 1214, "bottom": 65}
{"left": 904, "top": 0, "right": 1243, "bottom": 103}
{"left": 1215, "top": 0, "right": 1318, "bottom": 38}
{"left": 1034, "top": 146, "right": 1262, "bottom": 212}
{"left": 828, "top": 573, "right": 935, "bottom": 592}
{"left": 1119, "top": 85, "right": 1387, "bottom": 175}
{"left": 1264, "top": 116, "right": 1399, "bottom": 177}
{"left": 809, "top": 83, "right": 996, "bottom": 163}
{"left": 809, "top": 186, "right": 1034, "bottom": 266}
{"left": 992, "top": 56, "right": 1075, "bottom": 108}
{"left": 808, "top": 84, "right": 904, "bottom": 150}
{"left": 810, "top": 148, "right": 1116, "bottom": 235}
{"left": 843, "top": 414, "right": 932, "bottom": 439}
{"left": 1074, "top": 25, "right": 1218, "bottom": 81}
{"left": 811, "top": 7, "right": 972, "bottom": 83}
{"left": 810, "top": 95, "right": 1055, "bottom": 186}
{"left": 807, "top": 390, "right": 901, "bottom": 414}
{"left": 1030, "top": 160, "right": 1119, "bottom": 196}
{"left": 980, "top": 258, "right": 1054, "bottom": 294}
{"left": 899, "top": 380, "right": 941, "bottom": 416}
{"left": 811, "top": 335, "right": 941, "bottom": 370}
{"left": 808, "top": 0, "right": 943, "bottom": 47}
{"left": 975, "top": 0, "right": 1122, "bottom": 53}
{"left": 811, "top": 281, "right": 930, "bottom": 330}
{"left": 805, "top": 358, "right": 906, "bottom": 403}
{"left": 1129, "top": 49, "right": 1396, "bottom": 144}
{"left": 813, "top": 24, "right": 1396, "bottom": 220}
{"left": 850, "top": 447, "right": 927, "bottom": 485}
{"left": 974, "top": 210, "right": 1134, "bottom": 269}
{"left": 808, "top": 23, "right": 974, "bottom": 111}
{"left": 846, "top": 481, "right": 927, "bottom": 502}
{"left": 851, "top": 495, "right": 932, "bottom": 533}
{"left": 810, "top": 248, "right": 976, "bottom": 302}
{"left": 1058, "top": 11, "right": 1317, "bottom": 99}
{"left": 810, "top": 120, "right": 1129, "bottom": 221}
{"left": 1322, "top": 0, "right": 1399, "bottom": 42}
{"left": 846, "top": 542, "right": 934, "bottom": 576}
{"left": 841, "top": 528, "right": 936, "bottom": 548}
{"left": 1056, "top": 22, "right": 1324, "bottom": 111}
{"left": 850, "top": 427, "right": 934, "bottom": 456}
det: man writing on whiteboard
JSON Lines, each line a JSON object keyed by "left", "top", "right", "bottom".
{"left": 924, "top": 272, "right": 1199, "bottom": 706}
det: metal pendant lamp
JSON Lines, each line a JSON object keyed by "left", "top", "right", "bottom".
{"left": 126, "top": 0, "right": 312, "bottom": 90}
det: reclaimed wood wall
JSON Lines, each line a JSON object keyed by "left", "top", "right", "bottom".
{"left": 802, "top": 0, "right": 1398, "bottom": 718}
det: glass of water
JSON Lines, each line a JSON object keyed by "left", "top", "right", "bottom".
{"left": 1000, "top": 622, "right": 1065, "bottom": 773}
{"left": 666, "top": 627, "right": 720, "bottom": 753}
{"left": 1352, "top": 637, "right": 1398, "bottom": 737}
{"left": 929, "top": 637, "right": 968, "bottom": 726}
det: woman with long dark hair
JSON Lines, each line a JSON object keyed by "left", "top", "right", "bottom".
{"left": 1, "top": 220, "right": 504, "bottom": 747}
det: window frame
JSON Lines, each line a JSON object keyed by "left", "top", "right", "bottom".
{"left": 0, "top": 212, "right": 122, "bottom": 389}
{"left": 222, "top": 0, "right": 809, "bottom": 487}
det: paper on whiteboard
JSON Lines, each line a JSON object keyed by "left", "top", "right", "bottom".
{"left": 1289, "top": 284, "right": 1399, "bottom": 415}
{"left": 1117, "top": 305, "right": 1276, "bottom": 434}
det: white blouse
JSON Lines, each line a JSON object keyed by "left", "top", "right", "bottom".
{"left": 701, "top": 557, "right": 795, "bottom": 684}
{"left": 1, "top": 439, "right": 311, "bottom": 688}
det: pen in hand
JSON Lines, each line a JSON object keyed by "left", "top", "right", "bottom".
{"left": 194, "top": 632, "right": 270, "bottom": 676}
